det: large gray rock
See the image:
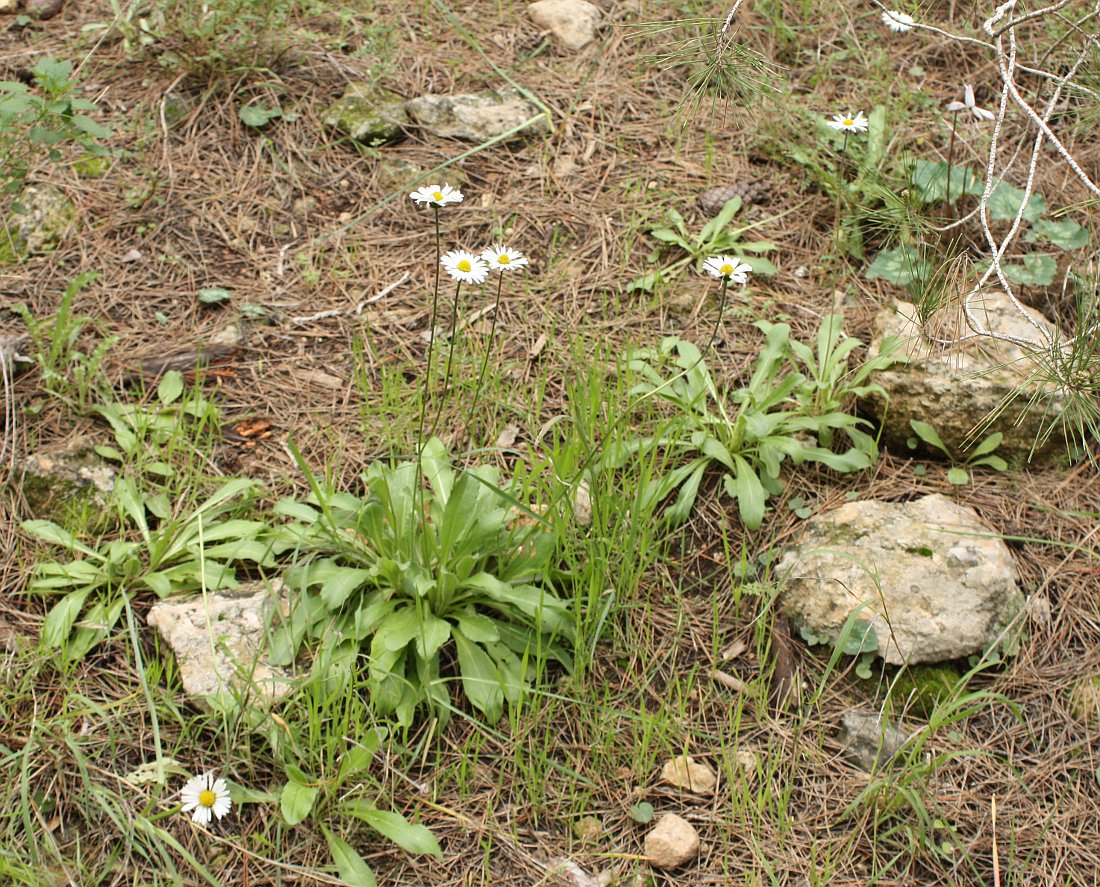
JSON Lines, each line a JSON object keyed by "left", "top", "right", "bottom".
{"left": 864, "top": 295, "right": 1066, "bottom": 462}
{"left": 778, "top": 494, "right": 1023, "bottom": 665}
{"left": 406, "top": 86, "right": 549, "bottom": 142}
{"left": 528, "top": 0, "right": 602, "bottom": 49}
{"left": 322, "top": 82, "right": 408, "bottom": 145}
{"left": 2, "top": 184, "right": 75, "bottom": 261}
{"left": 147, "top": 579, "right": 294, "bottom": 709}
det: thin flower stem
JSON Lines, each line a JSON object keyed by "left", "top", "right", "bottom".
{"left": 416, "top": 206, "right": 443, "bottom": 455}
{"left": 470, "top": 270, "right": 505, "bottom": 426}
{"left": 946, "top": 111, "right": 959, "bottom": 215}
{"left": 834, "top": 131, "right": 849, "bottom": 254}
{"left": 429, "top": 280, "right": 463, "bottom": 439}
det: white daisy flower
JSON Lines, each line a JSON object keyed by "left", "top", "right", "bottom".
{"left": 181, "top": 773, "right": 232, "bottom": 825}
{"left": 480, "top": 245, "right": 529, "bottom": 273}
{"left": 881, "top": 9, "right": 915, "bottom": 32}
{"left": 946, "top": 84, "right": 995, "bottom": 122}
{"left": 409, "top": 184, "right": 464, "bottom": 207}
{"left": 827, "top": 111, "right": 869, "bottom": 133}
{"left": 703, "top": 256, "right": 752, "bottom": 283}
{"left": 441, "top": 250, "right": 489, "bottom": 285}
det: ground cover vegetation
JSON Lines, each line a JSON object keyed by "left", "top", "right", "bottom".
{"left": 1, "top": 0, "right": 1099, "bottom": 883}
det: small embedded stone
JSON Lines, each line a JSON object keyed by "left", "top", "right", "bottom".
{"left": 660, "top": 755, "right": 716, "bottom": 794}
{"left": 644, "top": 813, "right": 699, "bottom": 870}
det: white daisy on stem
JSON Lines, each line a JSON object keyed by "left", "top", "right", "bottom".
{"left": 480, "top": 244, "right": 529, "bottom": 272}
{"left": 410, "top": 183, "right": 464, "bottom": 207}
{"left": 181, "top": 773, "right": 232, "bottom": 826}
{"left": 703, "top": 255, "right": 752, "bottom": 284}
{"left": 881, "top": 9, "right": 915, "bottom": 32}
{"left": 441, "top": 250, "right": 489, "bottom": 285}
{"left": 827, "top": 111, "right": 869, "bottom": 133}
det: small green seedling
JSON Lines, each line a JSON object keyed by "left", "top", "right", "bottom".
{"left": 907, "top": 420, "right": 1008, "bottom": 484}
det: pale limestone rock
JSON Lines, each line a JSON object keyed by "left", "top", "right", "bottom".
{"left": 406, "top": 86, "right": 549, "bottom": 142}
{"left": 660, "top": 755, "right": 716, "bottom": 794}
{"left": 528, "top": 0, "right": 602, "bottom": 49}
{"left": 644, "top": 813, "right": 700, "bottom": 870}
{"left": 147, "top": 579, "right": 293, "bottom": 708}
{"left": 778, "top": 494, "right": 1023, "bottom": 665}
{"left": 864, "top": 294, "right": 1067, "bottom": 462}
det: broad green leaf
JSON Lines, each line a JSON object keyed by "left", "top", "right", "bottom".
{"left": 374, "top": 606, "right": 421, "bottom": 652}
{"left": 700, "top": 196, "right": 742, "bottom": 243}
{"left": 996, "top": 254, "right": 1057, "bottom": 286}
{"left": 341, "top": 804, "right": 442, "bottom": 859}
{"left": 197, "top": 286, "right": 232, "bottom": 305}
{"left": 41, "top": 588, "right": 92, "bottom": 648}
{"left": 452, "top": 628, "right": 503, "bottom": 722}
{"left": 280, "top": 779, "right": 318, "bottom": 826}
{"left": 1025, "top": 217, "right": 1089, "bottom": 249}
{"left": 239, "top": 104, "right": 281, "bottom": 128}
{"left": 648, "top": 226, "right": 689, "bottom": 246}
{"left": 987, "top": 181, "right": 1047, "bottom": 222}
{"left": 865, "top": 246, "right": 930, "bottom": 286}
{"left": 325, "top": 828, "right": 378, "bottom": 887}
{"left": 319, "top": 564, "right": 372, "bottom": 610}
{"left": 416, "top": 613, "right": 451, "bottom": 660}
{"left": 664, "top": 460, "right": 708, "bottom": 526}
{"left": 729, "top": 455, "right": 767, "bottom": 530}
{"left": 22, "top": 519, "right": 89, "bottom": 553}
{"left": 273, "top": 499, "right": 320, "bottom": 522}
{"left": 909, "top": 160, "right": 981, "bottom": 205}
{"left": 947, "top": 467, "right": 970, "bottom": 485}
{"left": 72, "top": 114, "right": 111, "bottom": 139}
{"left": 909, "top": 420, "right": 950, "bottom": 455}
{"left": 455, "top": 611, "right": 500, "bottom": 644}
{"left": 968, "top": 432, "right": 1004, "bottom": 459}
{"left": 626, "top": 271, "right": 659, "bottom": 293}
{"left": 971, "top": 454, "right": 1008, "bottom": 471}
{"left": 419, "top": 437, "right": 453, "bottom": 504}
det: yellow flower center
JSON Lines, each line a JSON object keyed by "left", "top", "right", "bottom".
{"left": 498, "top": 254, "right": 510, "bottom": 264}
{"left": 198, "top": 789, "right": 217, "bottom": 808}
{"left": 843, "top": 118, "right": 854, "bottom": 126}
{"left": 719, "top": 263, "right": 734, "bottom": 275}
{"left": 432, "top": 191, "right": 443, "bottom": 201}
{"left": 457, "top": 259, "right": 471, "bottom": 272}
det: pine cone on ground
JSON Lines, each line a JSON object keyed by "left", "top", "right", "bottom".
{"left": 697, "top": 181, "right": 771, "bottom": 216}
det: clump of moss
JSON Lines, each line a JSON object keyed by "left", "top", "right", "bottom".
{"left": 887, "top": 664, "right": 964, "bottom": 718}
